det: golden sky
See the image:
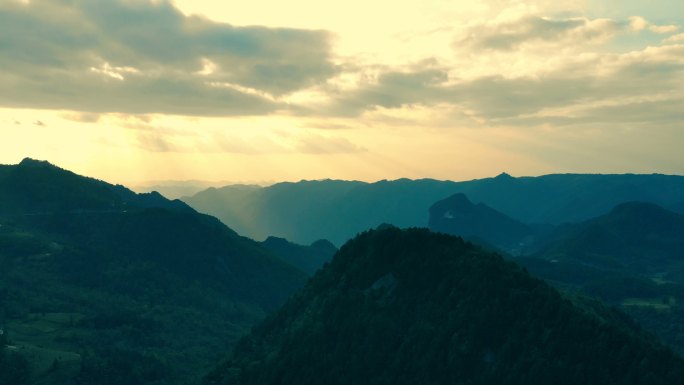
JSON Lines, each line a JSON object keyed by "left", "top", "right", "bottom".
{"left": 1, "top": 0, "right": 683, "bottom": 186}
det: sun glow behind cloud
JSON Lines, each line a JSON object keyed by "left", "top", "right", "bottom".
{"left": 1, "top": 0, "right": 683, "bottom": 184}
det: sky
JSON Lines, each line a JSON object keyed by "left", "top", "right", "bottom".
{"left": 1, "top": 0, "right": 683, "bottom": 185}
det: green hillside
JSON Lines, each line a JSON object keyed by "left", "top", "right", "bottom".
{"left": 0, "top": 159, "right": 306, "bottom": 385}
{"left": 207, "top": 228, "right": 684, "bottom": 385}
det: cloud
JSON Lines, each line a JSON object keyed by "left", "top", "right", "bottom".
{"left": 2, "top": 0, "right": 681, "bottom": 138}
{"left": 0, "top": 0, "right": 336, "bottom": 116}
{"left": 61, "top": 112, "right": 102, "bottom": 123}
{"left": 629, "top": 16, "right": 678, "bottom": 34}
{"left": 457, "top": 16, "right": 621, "bottom": 51}
{"left": 455, "top": 15, "right": 679, "bottom": 54}
{"left": 664, "top": 33, "right": 684, "bottom": 44}
{"left": 323, "top": 43, "right": 684, "bottom": 130}
{"left": 325, "top": 67, "right": 450, "bottom": 117}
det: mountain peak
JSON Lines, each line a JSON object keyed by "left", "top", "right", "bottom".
{"left": 600, "top": 201, "right": 683, "bottom": 228}
{"left": 18, "top": 157, "right": 57, "bottom": 168}
{"left": 1, "top": 158, "right": 195, "bottom": 216}
{"left": 208, "top": 228, "right": 684, "bottom": 385}
{"left": 495, "top": 172, "right": 514, "bottom": 179}
{"left": 441, "top": 192, "right": 473, "bottom": 206}
{"left": 609, "top": 201, "right": 669, "bottom": 215}
{"left": 263, "top": 236, "right": 289, "bottom": 245}
{"left": 429, "top": 193, "right": 531, "bottom": 251}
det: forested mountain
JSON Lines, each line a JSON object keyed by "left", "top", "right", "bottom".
{"left": 206, "top": 227, "right": 684, "bottom": 385}
{"left": 428, "top": 193, "right": 540, "bottom": 252}
{"left": 0, "top": 159, "right": 307, "bottom": 385}
{"left": 183, "top": 173, "right": 684, "bottom": 246}
{"left": 513, "top": 202, "right": 684, "bottom": 353}
{"left": 5, "top": 159, "right": 684, "bottom": 384}
{"left": 0, "top": 158, "right": 194, "bottom": 215}
{"left": 530, "top": 202, "right": 684, "bottom": 277}
{"left": 260, "top": 237, "right": 337, "bottom": 275}
{"left": 428, "top": 197, "right": 684, "bottom": 354}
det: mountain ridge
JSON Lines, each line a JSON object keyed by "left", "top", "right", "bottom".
{"left": 183, "top": 173, "right": 684, "bottom": 245}
{"left": 0, "top": 158, "right": 307, "bottom": 385}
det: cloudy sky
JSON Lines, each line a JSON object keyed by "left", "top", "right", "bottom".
{"left": 1, "top": 0, "right": 683, "bottom": 185}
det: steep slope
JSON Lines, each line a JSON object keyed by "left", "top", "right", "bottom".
{"left": 428, "top": 193, "right": 537, "bottom": 252}
{"left": 206, "top": 228, "right": 684, "bottom": 385}
{"left": 530, "top": 202, "right": 684, "bottom": 279}
{"left": 513, "top": 202, "right": 684, "bottom": 354}
{"left": 0, "top": 159, "right": 306, "bottom": 385}
{"left": 183, "top": 173, "right": 684, "bottom": 246}
{"left": 261, "top": 236, "right": 337, "bottom": 275}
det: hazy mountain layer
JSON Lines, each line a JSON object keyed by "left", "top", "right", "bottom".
{"left": 184, "top": 173, "right": 684, "bottom": 245}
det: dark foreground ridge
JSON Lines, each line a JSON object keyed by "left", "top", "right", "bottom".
{"left": 207, "top": 227, "right": 684, "bottom": 385}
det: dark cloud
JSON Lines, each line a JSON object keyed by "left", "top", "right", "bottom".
{"left": 0, "top": 0, "right": 337, "bottom": 116}
{"left": 327, "top": 68, "right": 450, "bottom": 116}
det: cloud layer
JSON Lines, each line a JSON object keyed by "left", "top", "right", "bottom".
{"left": 0, "top": 0, "right": 336, "bottom": 115}
{"left": 1, "top": 0, "right": 683, "bottom": 134}
{"left": 318, "top": 14, "right": 684, "bottom": 131}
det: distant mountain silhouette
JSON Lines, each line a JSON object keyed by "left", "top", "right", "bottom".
{"left": 133, "top": 180, "right": 235, "bottom": 200}
{"left": 429, "top": 193, "right": 538, "bottom": 252}
{"left": 206, "top": 228, "right": 684, "bottom": 385}
{"left": 0, "top": 159, "right": 306, "bottom": 385}
{"left": 261, "top": 236, "right": 337, "bottom": 275}
{"left": 183, "top": 173, "right": 684, "bottom": 246}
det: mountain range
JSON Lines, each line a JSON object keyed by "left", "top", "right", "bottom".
{"left": 183, "top": 173, "right": 684, "bottom": 245}
{"left": 4, "top": 158, "right": 684, "bottom": 384}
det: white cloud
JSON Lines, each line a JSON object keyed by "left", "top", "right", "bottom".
{"left": 650, "top": 24, "right": 679, "bottom": 34}
{"left": 630, "top": 16, "right": 679, "bottom": 34}
{"left": 629, "top": 16, "right": 649, "bottom": 31}
{"left": 664, "top": 33, "right": 684, "bottom": 44}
